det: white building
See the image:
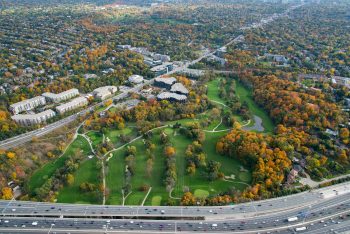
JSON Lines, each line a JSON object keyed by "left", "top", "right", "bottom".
{"left": 55, "top": 97, "right": 88, "bottom": 114}
{"left": 128, "top": 75, "right": 144, "bottom": 84}
{"left": 154, "top": 77, "right": 177, "bottom": 89}
{"left": 153, "top": 53, "right": 171, "bottom": 62}
{"left": 170, "top": 83, "right": 189, "bottom": 95}
{"left": 157, "top": 92, "right": 187, "bottom": 102}
{"left": 93, "top": 86, "right": 118, "bottom": 100}
{"left": 42, "top": 88, "right": 79, "bottom": 103}
{"left": 11, "top": 109, "right": 56, "bottom": 126}
{"left": 10, "top": 96, "right": 46, "bottom": 115}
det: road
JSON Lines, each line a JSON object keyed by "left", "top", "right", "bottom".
{"left": 0, "top": 2, "right": 303, "bottom": 151}
{"left": 0, "top": 182, "right": 349, "bottom": 233}
{"left": 0, "top": 80, "right": 151, "bottom": 150}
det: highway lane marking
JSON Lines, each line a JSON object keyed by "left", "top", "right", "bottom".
{"left": 306, "top": 219, "right": 350, "bottom": 234}
{"left": 0, "top": 194, "right": 347, "bottom": 220}
{"left": 29, "top": 205, "right": 349, "bottom": 234}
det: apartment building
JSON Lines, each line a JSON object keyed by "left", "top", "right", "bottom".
{"left": 93, "top": 86, "right": 118, "bottom": 100}
{"left": 9, "top": 96, "right": 46, "bottom": 115}
{"left": 55, "top": 97, "right": 88, "bottom": 114}
{"left": 42, "top": 88, "right": 79, "bottom": 103}
{"left": 11, "top": 109, "right": 56, "bottom": 126}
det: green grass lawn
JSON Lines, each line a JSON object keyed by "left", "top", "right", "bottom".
{"left": 105, "top": 126, "right": 251, "bottom": 206}
{"left": 234, "top": 80, "right": 275, "bottom": 133}
{"left": 57, "top": 158, "right": 101, "bottom": 204}
{"left": 207, "top": 79, "right": 225, "bottom": 103}
{"left": 28, "top": 136, "right": 92, "bottom": 194}
{"left": 194, "top": 189, "right": 210, "bottom": 199}
{"left": 87, "top": 131, "right": 103, "bottom": 146}
{"left": 151, "top": 196, "right": 162, "bottom": 206}
{"left": 105, "top": 151, "right": 125, "bottom": 205}
{"left": 206, "top": 78, "right": 244, "bottom": 124}
{"left": 87, "top": 127, "right": 135, "bottom": 148}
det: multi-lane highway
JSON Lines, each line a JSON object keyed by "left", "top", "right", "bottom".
{"left": 0, "top": 182, "right": 350, "bottom": 233}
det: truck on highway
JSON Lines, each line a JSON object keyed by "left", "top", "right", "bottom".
{"left": 295, "top": 226, "right": 307, "bottom": 232}
{"left": 287, "top": 217, "right": 298, "bottom": 222}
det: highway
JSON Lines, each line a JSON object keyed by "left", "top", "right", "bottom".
{"left": 0, "top": 182, "right": 350, "bottom": 233}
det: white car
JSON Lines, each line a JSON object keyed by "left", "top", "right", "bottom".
{"left": 32, "top": 222, "right": 38, "bottom": 226}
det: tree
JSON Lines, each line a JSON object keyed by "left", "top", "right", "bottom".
{"left": 338, "top": 150, "right": 348, "bottom": 164}
{"left": 66, "top": 174, "right": 75, "bottom": 185}
{"left": 211, "top": 108, "right": 221, "bottom": 120}
{"left": 117, "top": 122, "right": 125, "bottom": 130}
{"left": 1, "top": 187, "right": 13, "bottom": 200}
{"left": 187, "top": 162, "right": 196, "bottom": 176}
{"left": 339, "top": 128, "right": 349, "bottom": 144}
{"left": 105, "top": 99, "right": 113, "bottom": 107}
{"left": 126, "top": 146, "right": 137, "bottom": 156}
{"left": 6, "top": 152, "right": 15, "bottom": 159}
{"left": 181, "top": 192, "right": 196, "bottom": 206}
{"left": 165, "top": 146, "right": 176, "bottom": 157}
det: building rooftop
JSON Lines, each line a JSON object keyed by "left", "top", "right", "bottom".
{"left": 56, "top": 97, "right": 88, "bottom": 112}
{"left": 170, "top": 83, "right": 189, "bottom": 94}
{"left": 11, "top": 109, "right": 55, "bottom": 121}
{"left": 128, "top": 75, "right": 144, "bottom": 84}
{"left": 10, "top": 96, "right": 45, "bottom": 109}
{"left": 42, "top": 88, "right": 79, "bottom": 99}
{"left": 157, "top": 92, "right": 187, "bottom": 101}
{"left": 150, "top": 62, "right": 173, "bottom": 72}
{"left": 154, "top": 77, "right": 177, "bottom": 85}
{"left": 93, "top": 86, "right": 118, "bottom": 94}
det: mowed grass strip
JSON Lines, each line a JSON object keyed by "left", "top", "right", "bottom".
{"left": 194, "top": 189, "right": 210, "bottom": 199}
{"left": 57, "top": 158, "right": 101, "bottom": 204}
{"left": 234, "top": 80, "right": 275, "bottom": 133}
{"left": 151, "top": 196, "right": 162, "bottom": 206}
{"left": 106, "top": 151, "right": 125, "bottom": 205}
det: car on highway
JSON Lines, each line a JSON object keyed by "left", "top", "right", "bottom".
{"left": 295, "top": 226, "right": 307, "bottom": 232}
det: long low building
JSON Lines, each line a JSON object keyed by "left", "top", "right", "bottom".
{"left": 157, "top": 92, "right": 187, "bottom": 102}
{"left": 42, "top": 88, "right": 79, "bottom": 103}
{"left": 93, "top": 86, "right": 118, "bottom": 100}
{"left": 55, "top": 97, "right": 88, "bottom": 114}
{"left": 151, "top": 63, "right": 174, "bottom": 77}
{"left": 154, "top": 77, "right": 177, "bottom": 89}
{"left": 11, "top": 109, "right": 56, "bottom": 126}
{"left": 170, "top": 83, "right": 189, "bottom": 95}
{"left": 128, "top": 75, "right": 144, "bottom": 84}
{"left": 9, "top": 96, "right": 46, "bottom": 115}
